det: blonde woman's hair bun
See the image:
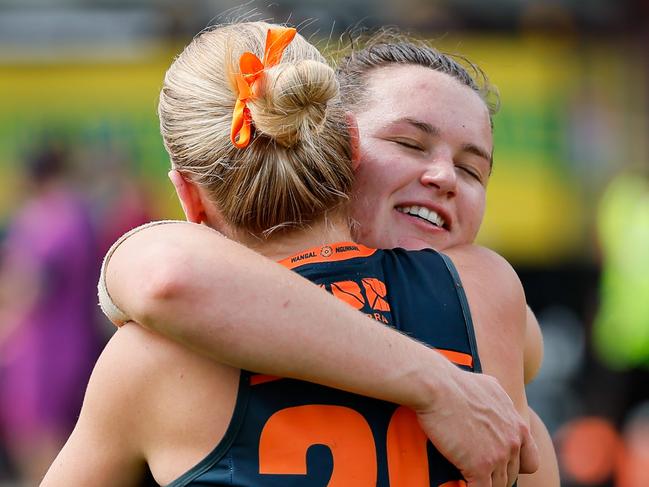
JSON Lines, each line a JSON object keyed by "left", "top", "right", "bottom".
{"left": 250, "top": 59, "right": 338, "bottom": 147}
{"left": 158, "top": 22, "right": 354, "bottom": 236}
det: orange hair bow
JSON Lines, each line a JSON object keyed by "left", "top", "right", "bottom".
{"left": 230, "top": 27, "right": 297, "bottom": 149}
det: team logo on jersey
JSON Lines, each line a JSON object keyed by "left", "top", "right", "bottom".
{"left": 329, "top": 278, "right": 391, "bottom": 324}
{"left": 320, "top": 246, "right": 333, "bottom": 258}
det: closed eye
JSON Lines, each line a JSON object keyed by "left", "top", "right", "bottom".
{"left": 393, "top": 139, "right": 424, "bottom": 151}
{"left": 457, "top": 165, "right": 482, "bottom": 182}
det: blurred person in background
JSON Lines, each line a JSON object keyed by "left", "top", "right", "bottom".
{"left": 594, "top": 168, "right": 649, "bottom": 372}
{"left": 554, "top": 167, "right": 649, "bottom": 487}
{"left": 0, "top": 144, "right": 102, "bottom": 485}
{"left": 80, "top": 145, "right": 155, "bottom": 260}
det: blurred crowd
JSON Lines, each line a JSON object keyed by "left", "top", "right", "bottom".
{"left": 0, "top": 141, "right": 154, "bottom": 486}
{"left": 0, "top": 1, "right": 648, "bottom": 486}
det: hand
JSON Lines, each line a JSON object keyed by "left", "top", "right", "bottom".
{"left": 414, "top": 368, "right": 539, "bottom": 487}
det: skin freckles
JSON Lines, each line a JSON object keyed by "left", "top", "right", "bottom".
{"left": 350, "top": 65, "right": 493, "bottom": 252}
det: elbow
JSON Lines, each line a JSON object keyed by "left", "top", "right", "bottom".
{"left": 133, "top": 262, "right": 190, "bottom": 329}
{"left": 143, "top": 262, "right": 186, "bottom": 305}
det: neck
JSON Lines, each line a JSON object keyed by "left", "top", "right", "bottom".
{"left": 235, "top": 213, "right": 355, "bottom": 262}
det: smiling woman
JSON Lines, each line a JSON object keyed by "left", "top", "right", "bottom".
{"left": 349, "top": 65, "right": 493, "bottom": 251}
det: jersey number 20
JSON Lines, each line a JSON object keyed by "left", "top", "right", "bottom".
{"left": 258, "top": 404, "right": 466, "bottom": 487}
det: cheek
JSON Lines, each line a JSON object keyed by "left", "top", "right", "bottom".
{"left": 460, "top": 185, "right": 486, "bottom": 238}
{"left": 351, "top": 152, "right": 392, "bottom": 209}
{"left": 350, "top": 164, "right": 395, "bottom": 244}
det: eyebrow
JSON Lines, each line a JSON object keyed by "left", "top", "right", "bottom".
{"left": 462, "top": 143, "right": 493, "bottom": 167}
{"left": 393, "top": 117, "right": 493, "bottom": 167}
{"left": 396, "top": 117, "right": 440, "bottom": 136}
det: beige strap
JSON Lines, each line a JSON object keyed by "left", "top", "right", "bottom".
{"left": 97, "top": 220, "right": 188, "bottom": 326}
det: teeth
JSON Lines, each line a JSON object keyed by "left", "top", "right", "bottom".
{"left": 397, "top": 205, "right": 445, "bottom": 228}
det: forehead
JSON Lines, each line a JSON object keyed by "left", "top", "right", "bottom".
{"left": 358, "top": 65, "right": 492, "bottom": 145}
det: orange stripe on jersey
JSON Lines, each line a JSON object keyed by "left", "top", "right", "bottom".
{"left": 436, "top": 349, "right": 473, "bottom": 368}
{"left": 278, "top": 242, "right": 376, "bottom": 270}
{"left": 440, "top": 481, "right": 467, "bottom": 487}
{"left": 251, "top": 349, "right": 471, "bottom": 386}
{"left": 250, "top": 374, "right": 282, "bottom": 386}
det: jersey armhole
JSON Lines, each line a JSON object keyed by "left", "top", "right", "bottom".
{"left": 166, "top": 371, "right": 251, "bottom": 487}
{"left": 437, "top": 252, "right": 483, "bottom": 373}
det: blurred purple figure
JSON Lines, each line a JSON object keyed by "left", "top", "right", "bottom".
{"left": 0, "top": 145, "right": 102, "bottom": 484}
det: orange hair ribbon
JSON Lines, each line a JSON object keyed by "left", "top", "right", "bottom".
{"left": 230, "top": 27, "right": 297, "bottom": 149}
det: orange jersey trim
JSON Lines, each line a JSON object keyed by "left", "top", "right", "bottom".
{"left": 278, "top": 242, "right": 377, "bottom": 270}
{"left": 250, "top": 374, "right": 282, "bottom": 386}
{"left": 436, "top": 348, "right": 473, "bottom": 368}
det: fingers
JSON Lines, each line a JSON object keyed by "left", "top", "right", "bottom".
{"left": 466, "top": 459, "right": 514, "bottom": 487}
{"left": 518, "top": 425, "right": 540, "bottom": 474}
{"left": 504, "top": 428, "right": 522, "bottom": 487}
{"left": 466, "top": 476, "right": 492, "bottom": 487}
{"left": 506, "top": 456, "right": 520, "bottom": 487}
{"left": 492, "top": 463, "right": 508, "bottom": 487}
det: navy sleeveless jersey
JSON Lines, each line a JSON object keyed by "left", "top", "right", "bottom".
{"left": 165, "top": 242, "right": 482, "bottom": 487}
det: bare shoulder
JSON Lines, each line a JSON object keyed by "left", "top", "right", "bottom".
{"left": 443, "top": 244, "right": 526, "bottom": 329}
{"left": 104, "top": 322, "right": 239, "bottom": 412}
{"left": 39, "top": 324, "right": 174, "bottom": 487}
{"left": 98, "top": 323, "right": 240, "bottom": 483}
{"left": 85, "top": 323, "right": 167, "bottom": 418}
{"left": 83, "top": 323, "right": 201, "bottom": 435}
{"left": 42, "top": 323, "right": 239, "bottom": 486}
{"left": 442, "top": 245, "right": 527, "bottom": 410}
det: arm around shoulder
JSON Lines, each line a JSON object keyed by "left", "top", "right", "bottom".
{"left": 442, "top": 244, "right": 540, "bottom": 483}
{"left": 102, "top": 221, "right": 460, "bottom": 410}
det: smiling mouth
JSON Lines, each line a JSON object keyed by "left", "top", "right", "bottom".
{"left": 396, "top": 205, "right": 447, "bottom": 229}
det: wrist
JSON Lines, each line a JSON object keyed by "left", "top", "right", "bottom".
{"left": 405, "top": 348, "right": 459, "bottom": 413}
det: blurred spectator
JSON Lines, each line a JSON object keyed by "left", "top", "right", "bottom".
{"left": 78, "top": 143, "right": 155, "bottom": 260}
{"left": 594, "top": 170, "right": 649, "bottom": 370}
{"left": 0, "top": 144, "right": 102, "bottom": 485}
{"left": 555, "top": 404, "right": 649, "bottom": 487}
{"left": 556, "top": 416, "right": 623, "bottom": 486}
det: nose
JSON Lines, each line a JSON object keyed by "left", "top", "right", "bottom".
{"left": 419, "top": 158, "right": 457, "bottom": 196}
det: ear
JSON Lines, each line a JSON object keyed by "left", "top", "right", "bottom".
{"left": 168, "top": 169, "right": 207, "bottom": 224}
{"left": 345, "top": 112, "right": 361, "bottom": 171}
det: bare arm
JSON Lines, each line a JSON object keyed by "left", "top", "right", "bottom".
{"left": 445, "top": 245, "right": 531, "bottom": 485}
{"left": 520, "top": 307, "right": 560, "bottom": 487}
{"left": 518, "top": 410, "right": 560, "bottom": 487}
{"left": 104, "top": 221, "right": 538, "bottom": 486}
{"left": 447, "top": 246, "right": 558, "bottom": 487}
{"left": 524, "top": 305, "right": 544, "bottom": 384}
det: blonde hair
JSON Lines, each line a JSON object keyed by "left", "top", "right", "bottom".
{"left": 158, "top": 22, "right": 353, "bottom": 236}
